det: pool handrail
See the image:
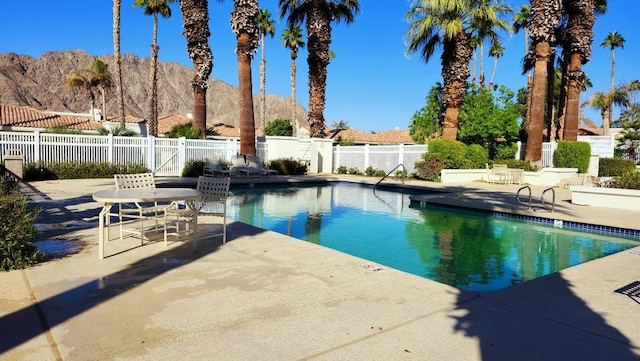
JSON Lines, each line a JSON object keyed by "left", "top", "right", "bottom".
{"left": 374, "top": 164, "right": 406, "bottom": 188}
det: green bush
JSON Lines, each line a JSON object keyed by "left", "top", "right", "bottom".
{"left": 364, "top": 166, "right": 377, "bottom": 176}
{"left": 268, "top": 158, "right": 307, "bottom": 175}
{"left": 414, "top": 153, "right": 442, "bottom": 181}
{"left": 555, "top": 141, "right": 591, "bottom": 173}
{"left": 610, "top": 171, "right": 640, "bottom": 190}
{"left": 427, "top": 138, "right": 468, "bottom": 169}
{"left": 182, "top": 159, "right": 205, "bottom": 177}
{"left": 336, "top": 166, "right": 348, "bottom": 174}
{"left": 465, "top": 144, "right": 489, "bottom": 169}
{"left": 23, "top": 162, "right": 150, "bottom": 181}
{"left": 492, "top": 159, "right": 538, "bottom": 171}
{"left": 264, "top": 119, "right": 293, "bottom": 136}
{"left": 493, "top": 143, "right": 518, "bottom": 160}
{"left": 0, "top": 176, "right": 44, "bottom": 271}
{"left": 169, "top": 121, "right": 202, "bottom": 139}
{"left": 598, "top": 158, "right": 636, "bottom": 177}
{"left": 375, "top": 169, "right": 387, "bottom": 177}
{"left": 347, "top": 167, "right": 363, "bottom": 175}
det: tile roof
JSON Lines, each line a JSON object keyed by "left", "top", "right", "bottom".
{"left": 328, "top": 128, "right": 414, "bottom": 144}
{"left": 0, "top": 104, "right": 101, "bottom": 130}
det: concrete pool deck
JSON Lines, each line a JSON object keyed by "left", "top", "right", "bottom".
{"left": 1, "top": 176, "right": 639, "bottom": 360}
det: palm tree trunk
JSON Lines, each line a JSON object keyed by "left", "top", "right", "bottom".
{"left": 489, "top": 56, "right": 498, "bottom": 90}
{"left": 606, "top": 48, "right": 615, "bottom": 135}
{"left": 148, "top": 13, "right": 159, "bottom": 137}
{"left": 113, "top": 0, "right": 126, "bottom": 128}
{"left": 525, "top": 41, "right": 550, "bottom": 163}
{"left": 563, "top": 53, "right": 583, "bottom": 141}
{"left": 239, "top": 35, "right": 256, "bottom": 156}
{"left": 479, "top": 41, "right": 485, "bottom": 88}
{"left": 260, "top": 32, "right": 266, "bottom": 133}
{"left": 290, "top": 53, "right": 297, "bottom": 137}
{"left": 545, "top": 52, "right": 556, "bottom": 141}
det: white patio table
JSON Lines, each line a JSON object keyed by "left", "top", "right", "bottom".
{"left": 93, "top": 188, "right": 202, "bottom": 259}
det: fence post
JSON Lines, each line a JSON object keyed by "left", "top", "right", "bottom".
{"left": 516, "top": 141, "right": 522, "bottom": 160}
{"left": 399, "top": 143, "right": 405, "bottom": 167}
{"left": 364, "top": 144, "right": 370, "bottom": 170}
{"left": 147, "top": 136, "right": 156, "bottom": 174}
{"left": 34, "top": 130, "right": 41, "bottom": 163}
{"left": 108, "top": 133, "right": 114, "bottom": 163}
{"left": 334, "top": 144, "right": 341, "bottom": 172}
{"left": 178, "top": 137, "right": 187, "bottom": 175}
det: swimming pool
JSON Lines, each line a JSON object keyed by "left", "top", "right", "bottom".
{"left": 225, "top": 182, "right": 639, "bottom": 291}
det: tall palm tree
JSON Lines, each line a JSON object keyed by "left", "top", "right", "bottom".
{"left": 280, "top": 24, "right": 306, "bottom": 137}
{"left": 90, "top": 59, "right": 114, "bottom": 119}
{"left": 513, "top": 4, "right": 531, "bottom": 129}
{"left": 561, "top": 0, "right": 599, "bottom": 141}
{"left": 113, "top": 0, "right": 126, "bottom": 129}
{"left": 231, "top": 0, "right": 260, "bottom": 156}
{"left": 488, "top": 41, "right": 504, "bottom": 90}
{"left": 134, "top": 0, "right": 176, "bottom": 137}
{"left": 601, "top": 31, "right": 625, "bottom": 134}
{"left": 405, "top": 0, "right": 473, "bottom": 140}
{"left": 588, "top": 87, "right": 630, "bottom": 130}
{"left": 525, "top": 0, "right": 562, "bottom": 163}
{"left": 179, "top": 0, "right": 214, "bottom": 138}
{"left": 65, "top": 59, "right": 113, "bottom": 120}
{"left": 257, "top": 8, "right": 276, "bottom": 133}
{"left": 279, "top": 0, "right": 360, "bottom": 138}
{"left": 469, "top": 0, "right": 512, "bottom": 89}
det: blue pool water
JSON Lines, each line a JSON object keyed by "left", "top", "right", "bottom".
{"left": 225, "top": 182, "right": 639, "bottom": 291}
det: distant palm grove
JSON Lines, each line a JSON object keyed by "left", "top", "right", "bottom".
{"left": 97, "top": 0, "right": 638, "bottom": 163}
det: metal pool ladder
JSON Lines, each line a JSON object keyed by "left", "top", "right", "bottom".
{"left": 516, "top": 186, "right": 557, "bottom": 212}
{"left": 374, "top": 164, "right": 406, "bottom": 188}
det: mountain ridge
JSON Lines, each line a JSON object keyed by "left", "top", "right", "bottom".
{"left": 0, "top": 49, "right": 308, "bottom": 129}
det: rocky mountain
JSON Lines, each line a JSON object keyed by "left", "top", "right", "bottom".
{"left": 0, "top": 50, "right": 308, "bottom": 129}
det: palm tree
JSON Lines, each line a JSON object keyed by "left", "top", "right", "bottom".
{"left": 469, "top": 0, "right": 512, "bottom": 89}
{"left": 561, "top": 0, "right": 599, "bottom": 141}
{"left": 588, "top": 87, "right": 630, "bottom": 131}
{"left": 525, "top": 0, "right": 562, "bottom": 163}
{"left": 280, "top": 24, "right": 306, "bottom": 137}
{"left": 179, "top": 0, "right": 214, "bottom": 138}
{"left": 488, "top": 41, "right": 504, "bottom": 90}
{"left": 513, "top": 4, "right": 531, "bottom": 129}
{"left": 113, "top": 0, "right": 126, "bottom": 129}
{"left": 134, "top": 0, "right": 176, "bottom": 137}
{"left": 90, "top": 59, "right": 114, "bottom": 119}
{"left": 65, "top": 59, "right": 113, "bottom": 120}
{"left": 231, "top": 0, "right": 260, "bottom": 156}
{"left": 279, "top": 0, "right": 360, "bottom": 138}
{"left": 601, "top": 31, "right": 625, "bottom": 134}
{"left": 257, "top": 8, "right": 276, "bottom": 133}
{"left": 405, "top": 0, "right": 473, "bottom": 140}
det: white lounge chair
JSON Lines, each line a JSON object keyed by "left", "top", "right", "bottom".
{"left": 232, "top": 155, "right": 263, "bottom": 177}
{"left": 246, "top": 156, "right": 279, "bottom": 176}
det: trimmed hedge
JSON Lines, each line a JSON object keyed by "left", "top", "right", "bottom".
{"left": 598, "top": 158, "right": 636, "bottom": 177}
{"left": 24, "top": 162, "right": 150, "bottom": 181}
{"left": 555, "top": 141, "right": 591, "bottom": 173}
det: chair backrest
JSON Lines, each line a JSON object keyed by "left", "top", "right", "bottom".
{"left": 246, "top": 156, "right": 263, "bottom": 168}
{"left": 205, "top": 157, "right": 223, "bottom": 171}
{"left": 197, "top": 176, "right": 230, "bottom": 201}
{"left": 114, "top": 173, "right": 156, "bottom": 189}
{"left": 492, "top": 164, "right": 508, "bottom": 174}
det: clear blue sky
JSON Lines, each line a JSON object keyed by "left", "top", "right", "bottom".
{"left": 0, "top": 0, "right": 638, "bottom": 132}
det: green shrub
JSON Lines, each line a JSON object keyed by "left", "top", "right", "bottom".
{"left": 427, "top": 138, "right": 468, "bottom": 169}
{"left": 336, "top": 166, "right": 348, "bottom": 174}
{"left": 268, "top": 158, "right": 307, "bottom": 175}
{"left": 493, "top": 159, "right": 538, "bottom": 171}
{"left": 347, "top": 167, "right": 362, "bottom": 175}
{"left": 0, "top": 176, "right": 44, "bottom": 271}
{"left": 555, "top": 141, "right": 591, "bottom": 173}
{"left": 493, "top": 143, "right": 518, "bottom": 160}
{"left": 182, "top": 159, "right": 205, "bottom": 177}
{"left": 23, "top": 162, "right": 150, "bottom": 181}
{"left": 610, "top": 171, "right": 640, "bottom": 190}
{"left": 375, "top": 169, "right": 387, "bottom": 177}
{"left": 169, "top": 121, "right": 202, "bottom": 139}
{"left": 465, "top": 144, "right": 489, "bottom": 169}
{"left": 414, "top": 153, "right": 442, "bottom": 181}
{"left": 598, "top": 158, "right": 636, "bottom": 177}
{"left": 264, "top": 119, "right": 293, "bottom": 136}
{"left": 364, "top": 166, "right": 377, "bottom": 176}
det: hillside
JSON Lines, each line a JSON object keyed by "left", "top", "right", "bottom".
{"left": 0, "top": 50, "right": 308, "bottom": 129}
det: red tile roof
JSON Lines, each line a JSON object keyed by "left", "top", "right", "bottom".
{"left": 0, "top": 104, "right": 101, "bottom": 130}
{"left": 328, "top": 128, "right": 414, "bottom": 144}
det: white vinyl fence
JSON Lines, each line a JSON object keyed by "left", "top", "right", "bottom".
{"left": 332, "top": 144, "right": 428, "bottom": 174}
{"left": 517, "top": 135, "right": 617, "bottom": 168}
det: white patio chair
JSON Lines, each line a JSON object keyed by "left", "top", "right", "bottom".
{"left": 232, "top": 154, "right": 263, "bottom": 177}
{"left": 114, "top": 173, "right": 169, "bottom": 243}
{"left": 246, "top": 156, "right": 279, "bottom": 176}
{"left": 164, "top": 176, "right": 230, "bottom": 249}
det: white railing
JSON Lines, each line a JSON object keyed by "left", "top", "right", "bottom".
{"left": 0, "top": 131, "right": 332, "bottom": 176}
{"left": 517, "top": 135, "right": 617, "bottom": 168}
